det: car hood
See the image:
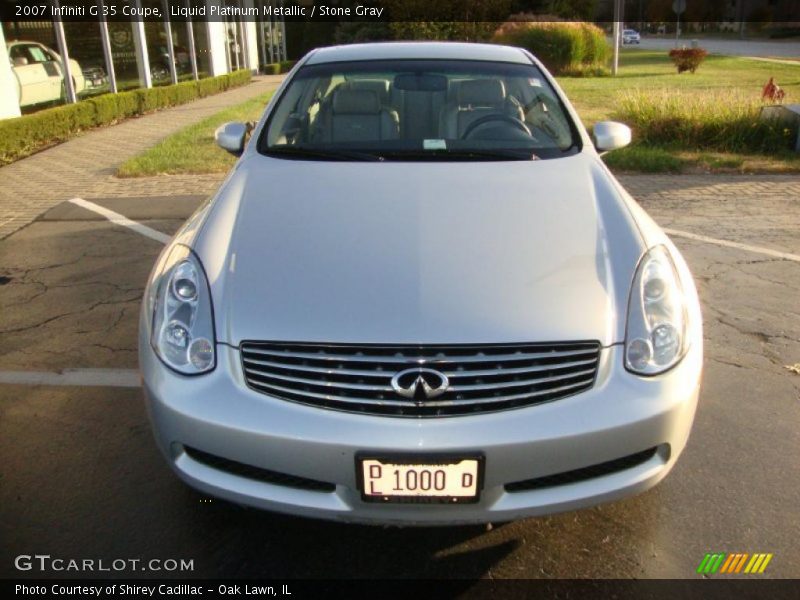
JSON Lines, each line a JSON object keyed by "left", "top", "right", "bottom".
{"left": 197, "top": 153, "right": 645, "bottom": 346}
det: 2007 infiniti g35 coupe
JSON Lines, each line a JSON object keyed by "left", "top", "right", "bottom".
{"left": 139, "top": 42, "right": 703, "bottom": 525}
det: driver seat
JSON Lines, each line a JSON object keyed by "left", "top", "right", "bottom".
{"left": 438, "top": 79, "right": 522, "bottom": 139}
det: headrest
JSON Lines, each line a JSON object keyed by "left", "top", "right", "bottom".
{"left": 346, "top": 79, "right": 390, "bottom": 103}
{"left": 333, "top": 89, "right": 381, "bottom": 115}
{"left": 458, "top": 79, "right": 506, "bottom": 106}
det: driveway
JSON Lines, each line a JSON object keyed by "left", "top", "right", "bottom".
{"left": 633, "top": 36, "right": 800, "bottom": 59}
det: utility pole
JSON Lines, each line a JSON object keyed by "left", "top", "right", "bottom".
{"left": 612, "top": 0, "right": 621, "bottom": 75}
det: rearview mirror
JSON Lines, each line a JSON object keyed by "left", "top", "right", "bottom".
{"left": 214, "top": 122, "right": 249, "bottom": 156}
{"left": 593, "top": 121, "right": 632, "bottom": 152}
{"left": 394, "top": 73, "right": 448, "bottom": 92}
{"left": 12, "top": 56, "right": 29, "bottom": 67}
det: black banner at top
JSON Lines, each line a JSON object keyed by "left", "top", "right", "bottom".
{"left": 2, "top": 0, "right": 800, "bottom": 23}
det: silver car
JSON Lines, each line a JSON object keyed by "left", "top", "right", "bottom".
{"left": 139, "top": 42, "right": 703, "bottom": 525}
{"left": 623, "top": 29, "right": 641, "bottom": 44}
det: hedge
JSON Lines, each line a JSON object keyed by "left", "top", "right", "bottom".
{"left": 0, "top": 69, "right": 252, "bottom": 166}
{"left": 263, "top": 60, "right": 297, "bottom": 75}
{"left": 493, "top": 19, "right": 609, "bottom": 75}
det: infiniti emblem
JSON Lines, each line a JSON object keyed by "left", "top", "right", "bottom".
{"left": 391, "top": 368, "right": 450, "bottom": 401}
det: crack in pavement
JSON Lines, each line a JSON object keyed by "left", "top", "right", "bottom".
{"left": 0, "top": 295, "right": 141, "bottom": 335}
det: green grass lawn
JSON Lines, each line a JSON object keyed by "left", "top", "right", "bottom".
{"left": 118, "top": 50, "right": 800, "bottom": 176}
{"left": 561, "top": 49, "right": 800, "bottom": 172}
{"left": 117, "top": 91, "right": 274, "bottom": 177}
{"left": 560, "top": 49, "right": 800, "bottom": 125}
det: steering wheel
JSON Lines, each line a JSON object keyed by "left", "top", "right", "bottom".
{"left": 461, "top": 114, "right": 532, "bottom": 140}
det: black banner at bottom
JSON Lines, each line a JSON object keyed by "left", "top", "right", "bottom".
{"left": 4, "top": 579, "right": 800, "bottom": 600}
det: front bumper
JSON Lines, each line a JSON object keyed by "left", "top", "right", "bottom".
{"left": 140, "top": 338, "right": 702, "bottom": 525}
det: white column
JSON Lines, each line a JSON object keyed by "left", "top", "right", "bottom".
{"left": 242, "top": 0, "right": 259, "bottom": 73}
{"left": 257, "top": 8, "right": 267, "bottom": 71}
{"left": 162, "top": 0, "right": 178, "bottom": 84}
{"left": 131, "top": 0, "right": 152, "bottom": 88}
{"left": 279, "top": 11, "right": 286, "bottom": 63}
{"left": 185, "top": 18, "right": 199, "bottom": 80}
{"left": 97, "top": 0, "right": 118, "bottom": 93}
{"left": 267, "top": 6, "right": 274, "bottom": 63}
{"left": 205, "top": 20, "right": 229, "bottom": 76}
{"left": 52, "top": 0, "right": 77, "bottom": 103}
{"left": 0, "top": 24, "right": 22, "bottom": 119}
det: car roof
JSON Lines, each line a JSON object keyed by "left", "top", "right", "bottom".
{"left": 304, "top": 42, "right": 531, "bottom": 65}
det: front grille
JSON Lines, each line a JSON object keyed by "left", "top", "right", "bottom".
{"left": 184, "top": 446, "right": 336, "bottom": 492}
{"left": 505, "top": 447, "right": 660, "bottom": 492}
{"left": 240, "top": 341, "right": 601, "bottom": 417}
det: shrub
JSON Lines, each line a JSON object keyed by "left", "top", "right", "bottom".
{"left": 668, "top": 47, "right": 708, "bottom": 73}
{"left": 0, "top": 70, "right": 252, "bottom": 165}
{"left": 614, "top": 89, "right": 794, "bottom": 154}
{"left": 263, "top": 61, "right": 296, "bottom": 74}
{"left": 493, "top": 18, "right": 609, "bottom": 75}
{"left": 279, "top": 60, "right": 297, "bottom": 73}
{"left": 385, "top": 0, "right": 512, "bottom": 42}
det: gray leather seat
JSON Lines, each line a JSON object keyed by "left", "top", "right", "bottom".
{"left": 344, "top": 79, "right": 391, "bottom": 106}
{"left": 314, "top": 88, "right": 399, "bottom": 143}
{"left": 439, "top": 79, "right": 522, "bottom": 139}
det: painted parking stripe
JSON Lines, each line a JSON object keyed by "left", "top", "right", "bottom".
{"left": 0, "top": 368, "right": 141, "bottom": 388}
{"left": 664, "top": 228, "right": 800, "bottom": 263}
{"left": 68, "top": 198, "right": 170, "bottom": 244}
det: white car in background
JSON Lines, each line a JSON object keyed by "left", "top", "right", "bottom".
{"left": 623, "top": 29, "right": 641, "bottom": 44}
{"left": 7, "top": 40, "right": 86, "bottom": 107}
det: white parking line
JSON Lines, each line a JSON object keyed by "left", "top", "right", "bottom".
{"left": 69, "top": 198, "right": 170, "bottom": 244}
{"left": 664, "top": 228, "right": 800, "bottom": 263}
{"left": 0, "top": 368, "right": 141, "bottom": 388}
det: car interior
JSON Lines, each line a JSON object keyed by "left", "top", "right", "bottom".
{"left": 270, "top": 71, "right": 574, "bottom": 150}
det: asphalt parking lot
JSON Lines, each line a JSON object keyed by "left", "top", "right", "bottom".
{"left": 1, "top": 179, "right": 799, "bottom": 579}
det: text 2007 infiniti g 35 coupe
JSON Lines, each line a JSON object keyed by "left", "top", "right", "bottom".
{"left": 139, "top": 42, "right": 702, "bottom": 525}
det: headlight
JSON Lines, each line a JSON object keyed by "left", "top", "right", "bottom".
{"left": 146, "top": 244, "right": 216, "bottom": 374}
{"left": 625, "top": 245, "right": 689, "bottom": 375}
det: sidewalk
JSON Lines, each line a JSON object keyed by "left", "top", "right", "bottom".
{"left": 0, "top": 75, "right": 284, "bottom": 239}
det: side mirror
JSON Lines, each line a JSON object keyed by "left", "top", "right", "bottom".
{"left": 12, "top": 56, "right": 29, "bottom": 67}
{"left": 593, "top": 121, "right": 632, "bottom": 152}
{"left": 214, "top": 121, "right": 250, "bottom": 156}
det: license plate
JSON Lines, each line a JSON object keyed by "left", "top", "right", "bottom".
{"left": 359, "top": 456, "right": 483, "bottom": 503}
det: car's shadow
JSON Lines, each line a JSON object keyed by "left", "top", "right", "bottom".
{"left": 182, "top": 488, "right": 520, "bottom": 579}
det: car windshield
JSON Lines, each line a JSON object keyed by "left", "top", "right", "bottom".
{"left": 259, "top": 59, "right": 581, "bottom": 161}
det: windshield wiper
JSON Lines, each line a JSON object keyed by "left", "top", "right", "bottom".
{"left": 379, "top": 149, "right": 539, "bottom": 161}
{"left": 264, "top": 145, "right": 384, "bottom": 162}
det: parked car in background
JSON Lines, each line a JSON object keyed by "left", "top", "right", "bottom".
{"left": 141, "top": 42, "right": 703, "bottom": 525}
{"left": 6, "top": 40, "right": 86, "bottom": 107}
{"left": 81, "top": 65, "right": 108, "bottom": 90}
{"left": 623, "top": 29, "right": 641, "bottom": 44}
{"left": 151, "top": 44, "right": 192, "bottom": 83}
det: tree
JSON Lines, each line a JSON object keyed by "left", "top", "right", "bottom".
{"left": 384, "top": 0, "right": 513, "bottom": 41}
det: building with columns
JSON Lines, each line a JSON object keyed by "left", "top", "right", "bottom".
{"left": 1, "top": 0, "right": 287, "bottom": 119}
